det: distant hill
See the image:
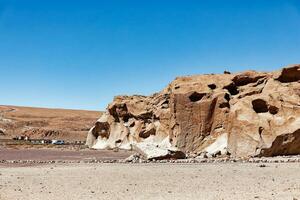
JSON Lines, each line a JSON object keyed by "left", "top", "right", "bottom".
{"left": 0, "top": 105, "right": 102, "bottom": 141}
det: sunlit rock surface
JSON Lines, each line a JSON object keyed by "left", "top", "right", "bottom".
{"left": 87, "top": 64, "right": 300, "bottom": 158}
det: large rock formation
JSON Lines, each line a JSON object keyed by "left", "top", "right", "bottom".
{"left": 87, "top": 64, "right": 300, "bottom": 158}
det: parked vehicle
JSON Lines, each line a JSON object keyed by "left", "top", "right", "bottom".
{"left": 52, "top": 140, "right": 65, "bottom": 145}
{"left": 44, "top": 139, "right": 52, "bottom": 144}
{"left": 17, "top": 136, "right": 25, "bottom": 140}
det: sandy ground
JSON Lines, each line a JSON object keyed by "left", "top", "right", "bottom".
{"left": 0, "top": 163, "right": 299, "bottom": 200}
{"left": 0, "top": 148, "right": 132, "bottom": 161}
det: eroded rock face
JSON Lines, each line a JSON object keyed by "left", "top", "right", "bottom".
{"left": 87, "top": 64, "right": 300, "bottom": 158}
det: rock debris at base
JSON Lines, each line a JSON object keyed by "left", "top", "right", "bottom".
{"left": 1, "top": 155, "right": 300, "bottom": 165}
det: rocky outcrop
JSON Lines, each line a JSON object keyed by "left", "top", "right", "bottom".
{"left": 87, "top": 64, "right": 300, "bottom": 158}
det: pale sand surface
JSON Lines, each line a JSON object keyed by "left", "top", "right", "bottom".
{"left": 0, "top": 163, "right": 299, "bottom": 200}
{"left": 0, "top": 148, "right": 132, "bottom": 161}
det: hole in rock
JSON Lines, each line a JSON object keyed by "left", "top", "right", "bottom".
{"left": 208, "top": 84, "right": 217, "bottom": 90}
{"left": 99, "top": 129, "right": 109, "bottom": 138}
{"left": 219, "top": 102, "right": 230, "bottom": 108}
{"left": 189, "top": 92, "right": 205, "bottom": 102}
{"left": 224, "top": 93, "right": 230, "bottom": 101}
{"left": 268, "top": 105, "right": 279, "bottom": 115}
{"left": 161, "top": 100, "right": 169, "bottom": 105}
{"left": 252, "top": 99, "right": 268, "bottom": 113}
{"left": 233, "top": 75, "right": 266, "bottom": 86}
{"left": 115, "top": 139, "right": 122, "bottom": 143}
{"left": 223, "top": 83, "right": 239, "bottom": 95}
{"left": 259, "top": 127, "right": 264, "bottom": 135}
{"left": 123, "top": 115, "right": 130, "bottom": 122}
{"left": 129, "top": 121, "right": 135, "bottom": 127}
{"left": 139, "top": 131, "right": 150, "bottom": 139}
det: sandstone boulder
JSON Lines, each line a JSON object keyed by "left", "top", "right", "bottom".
{"left": 87, "top": 64, "right": 300, "bottom": 158}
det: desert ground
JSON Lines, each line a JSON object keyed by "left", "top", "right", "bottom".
{"left": 0, "top": 162, "right": 299, "bottom": 200}
{"left": 0, "top": 148, "right": 132, "bottom": 162}
{"left": 0, "top": 105, "right": 101, "bottom": 141}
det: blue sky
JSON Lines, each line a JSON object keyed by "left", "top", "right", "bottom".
{"left": 0, "top": 0, "right": 300, "bottom": 110}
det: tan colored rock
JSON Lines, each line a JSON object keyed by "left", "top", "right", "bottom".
{"left": 87, "top": 64, "right": 300, "bottom": 158}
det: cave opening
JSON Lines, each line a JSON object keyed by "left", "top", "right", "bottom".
{"left": 189, "top": 92, "right": 205, "bottom": 102}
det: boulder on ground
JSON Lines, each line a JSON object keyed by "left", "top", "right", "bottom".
{"left": 87, "top": 64, "right": 300, "bottom": 158}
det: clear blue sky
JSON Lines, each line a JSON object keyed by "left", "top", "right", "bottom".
{"left": 0, "top": 0, "right": 300, "bottom": 111}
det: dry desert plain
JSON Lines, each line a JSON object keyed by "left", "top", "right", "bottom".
{"left": 0, "top": 161, "right": 300, "bottom": 200}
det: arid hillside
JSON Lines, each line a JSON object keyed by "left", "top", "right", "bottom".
{"left": 0, "top": 105, "right": 101, "bottom": 141}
